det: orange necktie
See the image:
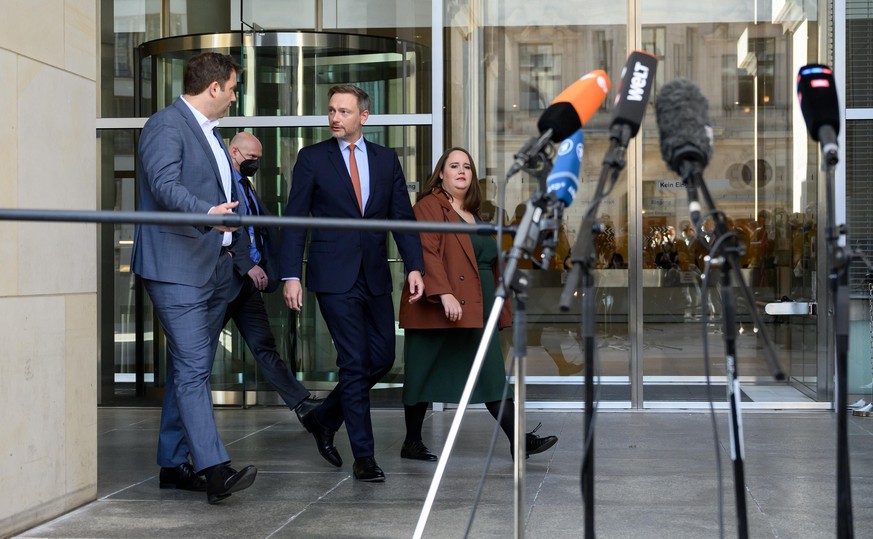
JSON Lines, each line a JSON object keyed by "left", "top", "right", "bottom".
{"left": 348, "top": 143, "right": 363, "bottom": 213}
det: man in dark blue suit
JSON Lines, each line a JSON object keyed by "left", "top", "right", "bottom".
{"left": 131, "top": 52, "right": 257, "bottom": 504}
{"left": 224, "top": 131, "right": 318, "bottom": 415}
{"left": 280, "top": 84, "right": 425, "bottom": 482}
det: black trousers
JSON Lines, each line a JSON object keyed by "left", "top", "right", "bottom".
{"left": 224, "top": 277, "right": 309, "bottom": 410}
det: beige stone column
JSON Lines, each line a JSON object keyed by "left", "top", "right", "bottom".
{"left": 0, "top": 1, "right": 98, "bottom": 537}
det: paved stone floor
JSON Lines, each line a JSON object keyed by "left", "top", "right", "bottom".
{"left": 15, "top": 407, "right": 873, "bottom": 538}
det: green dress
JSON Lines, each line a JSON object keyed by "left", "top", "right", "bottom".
{"left": 402, "top": 223, "right": 507, "bottom": 405}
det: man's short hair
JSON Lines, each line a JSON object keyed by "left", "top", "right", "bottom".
{"left": 328, "top": 84, "right": 371, "bottom": 113}
{"left": 183, "top": 52, "right": 243, "bottom": 96}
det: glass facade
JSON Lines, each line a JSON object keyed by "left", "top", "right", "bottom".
{"left": 98, "top": 0, "right": 851, "bottom": 408}
{"left": 636, "top": 6, "right": 822, "bottom": 398}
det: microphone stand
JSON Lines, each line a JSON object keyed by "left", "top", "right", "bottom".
{"left": 558, "top": 126, "right": 630, "bottom": 539}
{"left": 412, "top": 149, "right": 556, "bottom": 539}
{"left": 682, "top": 163, "right": 785, "bottom": 539}
{"left": 505, "top": 192, "right": 553, "bottom": 538}
{"left": 820, "top": 144, "right": 854, "bottom": 539}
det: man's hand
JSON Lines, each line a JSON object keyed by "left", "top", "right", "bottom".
{"left": 209, "top": 201, "right": 240, "bottom": 232}
{"left": 406, "top": 270, "right": 424, "bottom": 303}
{"left": 283, "top": 279, "right": 303, "bottom": 311}
{"left": 247, "top": 265, "right": 268, "bottom": 291}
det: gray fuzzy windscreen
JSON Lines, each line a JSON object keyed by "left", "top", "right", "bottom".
{"left": 654, "top": 78, "right": 713, "bottom": 171}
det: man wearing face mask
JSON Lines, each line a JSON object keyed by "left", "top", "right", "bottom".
{"left": 225, "top": 131, "right": 320, "bottom": 423}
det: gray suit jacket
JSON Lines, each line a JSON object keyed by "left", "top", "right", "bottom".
{"left": 131, "top": 97, "right": 245, "bottom": 287}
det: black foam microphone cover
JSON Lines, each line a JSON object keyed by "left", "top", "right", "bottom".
{"left": 537, "top": 102, "right": 583, "bottom": 142}
{"left": 654, "top": 78, "right": 713, "bottom": 173}
{"left": 796, "top": 64, "right": 840, "bottom": 142}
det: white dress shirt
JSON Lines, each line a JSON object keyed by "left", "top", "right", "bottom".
{"left": 181, "top": 96, "right": 233, "bottom": 246}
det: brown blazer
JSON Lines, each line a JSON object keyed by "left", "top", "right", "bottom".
{"left": 399, "top": 191, "right": 512, "bottom": 329}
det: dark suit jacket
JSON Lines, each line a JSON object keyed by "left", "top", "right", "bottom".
{"left": 131, "top": 97, "right": 245, "bottom": 286}
{"left": 232, "top": 174, "right": 282, "bottom": 293}
{"left": 398, "top": 191, "right": 512, "bottom": 329}
{"left": 279, "top": 137, "right": 423, "bottom": 294}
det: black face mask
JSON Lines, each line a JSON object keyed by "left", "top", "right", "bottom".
{"left": 239, "top": 158, "right": 259, "bottom": 177}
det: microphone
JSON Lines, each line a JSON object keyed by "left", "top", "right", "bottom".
{"left": 655, "top": 78, "right": 713, "bottom": 228}
{"left": 655, "top": 78, "right": 713, "bottom": 178}
{"left": 796, "top": 64, "right": 840, "bottom": 161}
{"left": 539, "top": 129, "right": 583, "bottom": 269}
{"left": 610, "top": 50, "right": 658, "bottom": 145}
{"left": 508, "top": 70, "right": 609, "bottom": 177}
{"left": 538, "top": 70, "right": 611, "bottom": 141}
{"left": 545, "top": 129, "right": 584, "bottom": 209}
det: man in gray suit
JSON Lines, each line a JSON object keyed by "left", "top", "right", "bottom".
{"left": 131, "top": 52, "right": 257, "bottom": 504}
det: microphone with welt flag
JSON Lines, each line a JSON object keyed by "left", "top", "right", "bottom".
{"left": 507, "top": 70, "right": 609, "bottom": 177}
{"left": 654, "top": 78, "right": 713, "bottom": 229}
{"left": 609, "top": 50, "right": 658, "bottom": 147}
{"left": 557, "top": 54, "right": 656, "bottom": 308}
{"left": 796, "top": 64, "right": 840, "bottom": 165}
{"left": 555, "top": 56, "right": 654, "bottom": 537}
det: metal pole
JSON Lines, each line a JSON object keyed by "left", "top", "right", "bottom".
{"left": 513, "top": 296, "right": 527, "bottom": 539}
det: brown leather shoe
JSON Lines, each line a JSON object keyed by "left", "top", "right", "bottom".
{"left": 159, "top": 463, "right": 206, "bottom": 492}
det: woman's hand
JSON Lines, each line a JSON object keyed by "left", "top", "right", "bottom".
{"left": 440, "top": 294, "right": 462, "bottom": 322}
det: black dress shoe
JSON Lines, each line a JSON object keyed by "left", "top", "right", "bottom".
{"left": 294, "top": 396, "right": 321, "bottom": 424}
{"left": 525, "top": 422, "right": 558, "bottom": 457}
{"left": 510, "top": 423, "right": 559, "bottom": 460}
{"left": 159, "top": 463, "right": 207, "bottom": 491}
{"left": 400, "top": 440, "right": 438, "bottom": 461}
{"left": 352, "top": 456, "right": 385, "bottom": 482}
{"left": 298, "top": 406, "right": 343, "bottom": 468}
{"left": 204, "top": 464, "right": 258, "bottom": 505}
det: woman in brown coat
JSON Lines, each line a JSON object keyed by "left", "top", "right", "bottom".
{"left": 398, "top": 147, "right": 558, "bottom": 461}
